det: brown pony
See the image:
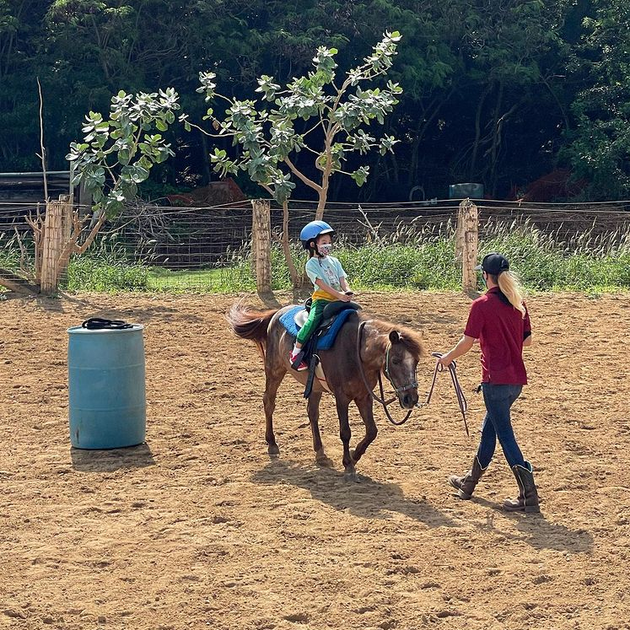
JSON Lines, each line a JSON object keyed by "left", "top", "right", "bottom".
{"left": 227, "top": 303, "right": 425, "bottom": 479}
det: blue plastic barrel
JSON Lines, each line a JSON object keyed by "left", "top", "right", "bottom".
{"left": 67, "top": 324, "right": 146, "bottom": 449}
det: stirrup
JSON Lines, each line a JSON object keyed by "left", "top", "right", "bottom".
{"left": 290, "top": 351, "right": 308, "bottom": 371}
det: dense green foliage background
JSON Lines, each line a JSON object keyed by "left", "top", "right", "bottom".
{"left": 1, "top": 0, "right": 629, "bottom": 201}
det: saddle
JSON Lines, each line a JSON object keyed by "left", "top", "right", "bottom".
{"left": 280, "top": 300, "right": 361, "bottom": 398}
{"left": 293, "top": 299, "right": 360, "bottom": 332}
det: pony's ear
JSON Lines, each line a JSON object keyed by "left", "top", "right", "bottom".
{"left": 389, "top": 330, "right": 402, "bottom": 344}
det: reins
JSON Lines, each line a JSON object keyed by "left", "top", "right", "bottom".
{"left": 356, "top": 321, "right": 469, "bottom": 434}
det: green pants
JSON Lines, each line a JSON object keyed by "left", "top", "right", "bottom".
{"left": 296, "top": 299, "right": 329, "bottom": 345}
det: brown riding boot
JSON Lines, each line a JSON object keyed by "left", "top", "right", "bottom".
{"left": 448, "top": 456, "right": 487, "bottom": 499}
{"left": 503, "top": 461, "right": 540, "bottom": 513}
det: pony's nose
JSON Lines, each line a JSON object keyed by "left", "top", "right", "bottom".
{"left": 401, "top": 391, "right": 417, "bottom": 409}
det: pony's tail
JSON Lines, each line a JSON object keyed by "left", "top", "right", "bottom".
{"left": 226, "top": 303, "right": 277, "bottom": 346}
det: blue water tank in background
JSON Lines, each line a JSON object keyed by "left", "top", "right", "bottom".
{"left": 68, "top": 324, "right": 146, "bottom": 449}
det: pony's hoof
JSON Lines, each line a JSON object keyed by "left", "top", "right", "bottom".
{"left": 315, "top": 449, "right": 333, "bottom": 468}
{"left": 344, "top": 470, "right": 359, "bottom": 482}
{"left": 316, "top": 455, "right": 334, "bottom": 468}
{"left": 268, "top": 444, "right": 280, "bottom": 457}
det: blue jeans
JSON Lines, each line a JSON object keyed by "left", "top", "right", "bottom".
{"left": 476, "top": 384, "right": 526, "bottom": 469}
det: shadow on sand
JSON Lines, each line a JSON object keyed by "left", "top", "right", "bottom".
{"left": 70, "top": 442, "right": 156, "bottom": 472}
{"left": 25, "top": 292, "right": 206, "bottom": 325}
{"left": 469, "top": 496, "right": 594, "bottom": 553}
{"left": 251, "top": 457, "right": 457, "bottom": 529}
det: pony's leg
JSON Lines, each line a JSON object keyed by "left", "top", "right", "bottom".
{"left": 263, "top": 368, "right": 285, "bottom": 456}
{"left": 307, "top": 392, "right": 333, "bottom": 467}
{"left": 336, "top": 394, "right": 356, "bottom": 479}
{"left": 351, "top": 394, "right": 378, "bottom": 464}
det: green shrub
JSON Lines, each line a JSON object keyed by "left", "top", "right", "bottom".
{"left": 64, "top": 237, "right": 149, "bottom": 292}
{"left": 66, "top": 257, "right": 148, "bottom": 292}
{"left": 4, "top": 218, "right": 630, "bottom": 293}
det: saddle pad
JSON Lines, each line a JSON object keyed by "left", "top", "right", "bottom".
{"left": 279, "top": 306, "right": 356, "bottom": 351}
{"left": 278, "top": 306, "right": 302, "bottom": 338}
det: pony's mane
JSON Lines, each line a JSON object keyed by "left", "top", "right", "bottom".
{"left": 363, "top": 315, "right": 426, "bottom": 359}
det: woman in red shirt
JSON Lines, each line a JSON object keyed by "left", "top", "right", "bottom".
{"left": 439, "top": 253, "right": 539, "bottom": 513}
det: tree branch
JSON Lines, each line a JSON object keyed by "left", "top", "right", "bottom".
{"left": 74, "top": 213, "right": 106, "bottom": 255}
{"left": 283, "top": 157, "right": 323, "bottom": 193}
{"left": 36, "top": 77, "right": 48, "bottom": 201}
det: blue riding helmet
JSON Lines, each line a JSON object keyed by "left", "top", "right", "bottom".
{"left": 299, "top": 220, "right": 334, "bottom": 249}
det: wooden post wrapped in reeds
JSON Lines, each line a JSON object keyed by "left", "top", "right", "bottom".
{"left": 251, "top": 199, "right": 272, "bottom": 294}
{"left": 40, "top": 195, "right": 72, "bottom": 294}
{"left": 457, "top": 198, "right": 478, "bottom": 294}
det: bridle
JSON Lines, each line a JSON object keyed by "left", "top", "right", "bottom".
{"left": 356, "top": 320, "right": 417, "bottom": 426}
{"left": 383, "top": 342, "right": 419, "bottom": 394}
{"left": 356, "top": 320, "right": 469, "bottom": 434}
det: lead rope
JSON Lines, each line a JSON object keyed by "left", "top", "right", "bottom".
{"left": 426, "top": 352, "right": 470, "bottom": 437}
{"left": 356, "top": 323, "right": 470, "bottom": 435}
{"left": 81, "top": 317, "right": 133, "bottom": 330}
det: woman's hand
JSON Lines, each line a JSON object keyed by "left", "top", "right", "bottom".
{"left": 437, "top": 335, "right": 475, "bottom": 368}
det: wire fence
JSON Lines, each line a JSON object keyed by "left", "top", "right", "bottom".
{"left": 1, "top": 197, "right": 630, "bottom": 293}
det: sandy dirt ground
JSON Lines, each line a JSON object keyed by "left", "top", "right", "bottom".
{"left": 1, "top": 290, "right": 630, "bottom": 630}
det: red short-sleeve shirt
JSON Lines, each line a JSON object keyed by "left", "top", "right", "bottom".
{"left": 464, "top": 287, "right": 531, "bottom": 385}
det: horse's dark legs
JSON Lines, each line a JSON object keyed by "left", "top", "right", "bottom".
{"left": 263, "top": 368, "right": 285, "bottom": 456}
{"left": 352, "top": 394, "right": 378, "bottom": 464}
{"left": 335, "top": 395, "right": 356, "bottom": 478}
{"left": 307, "top": 392, "right": 333, "bottom": 466}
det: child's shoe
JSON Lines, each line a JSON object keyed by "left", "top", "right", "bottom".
{"left": 289, "top": 349, "right": 308, "bottom": 371}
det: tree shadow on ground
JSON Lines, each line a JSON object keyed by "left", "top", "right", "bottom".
{"left": 251, "top": 458, "right": 457, "bottom": 529}
{"left": 18, "top": 292, "right": 205, "bottom": 324}
{"left": 469, "top": 496, "right": 594, "bottom": 553}
{"left": 70, "top": 442, "right": 156, "bottom": 472}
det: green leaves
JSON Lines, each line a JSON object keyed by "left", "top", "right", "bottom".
{"left": 191, "top": 31, "right": 402, "bottom": 205}
{"left": 378, "top": 134, "right": 399, "bottom": 155}
{"left": 312, "top": 46, "right": 338, "bottom": 83}
{"left": 197, "top": 71, "right": 217, "bottom": 101}
{"left": 350, "top": 166, "right": 370, "bottom": 187}
{"left": 256, "top": 75, "right": 281, "bottom": 101}
{"left": 361, "top": 30, "right": 401, "bottom": 76}
{"left": 347, "top": 130, "right": 376, "bottom": 155}
{"left": 67, "top": 90, "right": 180, "bottom": 217}
{"left": 271, "top": 173, "right": 296, "bottom": 204}
{"left": 210, "top": 148, "right": 239, "bottom": 177}
{"left": 563, "top": 0, "right": 630, "bottom": 198}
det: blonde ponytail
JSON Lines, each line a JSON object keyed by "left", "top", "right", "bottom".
{"left": 497, "top": 271, "right": 527, "bottom": 317}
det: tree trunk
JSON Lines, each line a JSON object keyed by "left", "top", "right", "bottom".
{"left": 3, "top": 196, "right": 105, "bottom": 296}
{"left": 315, "top": 184, "right": 328, "bottom": 221}
{"left": 280, "top": 201, "right": 300, "bottom": 288}
{"left": 200, "top": 132, "right": 213, "bottom": 185}
{"left": 469, "top": 85, "right": 492, "bottom": 180}
{"left": 488, "top": 83, "right": 504, "bottom": 197}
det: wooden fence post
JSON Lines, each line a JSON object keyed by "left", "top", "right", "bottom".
{"left": 251, "top": 199, "right": 272, "bottom": 294}
{"left": 40, "top": 194, "right": 72, "bottom": 295}
{"left": 457, "top": 198, "right": 479, "bottom": 294}
{"left": 455, "top": 201, "right": 465, "bottom": 262}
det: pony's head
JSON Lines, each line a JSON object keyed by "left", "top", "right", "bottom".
{"left": 381, "top": 326, "right": 425, "bottom": 409}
